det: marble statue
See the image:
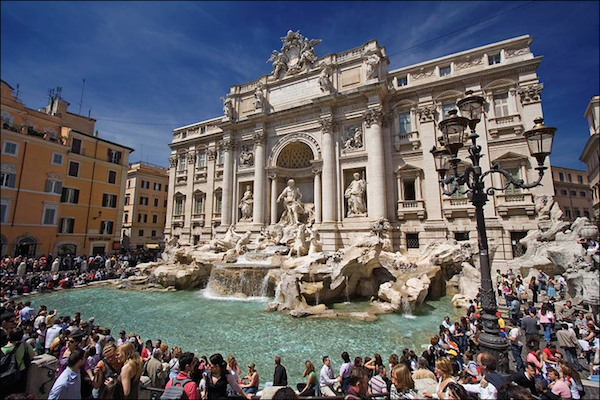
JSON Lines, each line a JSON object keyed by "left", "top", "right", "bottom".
{"left": 277, "top": 179, "right": 304, "bottom": 226}
{"left": 267, "top": 50, "right": 287, "bottom": 79}
{"left": 239, "top": 185, "right": 254, "bottom": 221}
{"left": 290, "top": 224, "right": 309, "bottom": 257}
{"left": 267, "top": 31, "right": 322, "bottom": 78}
{"left": 345, "top": 172, "right": 367, "bottom": 217}
{"left": 308, "top": 228, "right": 323, "bottom": 255}
{"left": 220, "top": 95, "right": 233, "bottom": 119}
{"left": 254, "top": 83, "right": 265, "bottom": 111}
{"left": 239, "top": 145, "right": 254, "bottom": 167}
{"left": 343, "top": 126, "right": 363, "bottom": 150}
{"left": 209, "top": 226, "right": 251, "bottom": 254}
{"left": 364, "top": 50, "right": 381, "bottom": 79}
{"left": 318, "top": 64, "right": 333, "bottom": 92}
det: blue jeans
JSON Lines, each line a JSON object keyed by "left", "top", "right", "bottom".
{"left": 542, "top": 323, "right": 552, "bottom": 342}
{"left": 511, "top": 344, "right": 524, "bottom": 372}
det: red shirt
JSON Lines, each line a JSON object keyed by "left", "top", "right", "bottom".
{"left": 165, "top": 372, "right": 198, "bottom": 400}
{"left": 542, "top": 347, "right": 556, "bottom": 361}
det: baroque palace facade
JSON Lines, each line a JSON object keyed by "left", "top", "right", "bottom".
{"left": 165, "top": 32, "right": 554, "bottom": 263}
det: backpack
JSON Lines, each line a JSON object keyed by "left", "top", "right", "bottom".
{"left": 0, "top": 343, "right": 22, "bottom": 386}
{"left": 160, "top": 377, "right": 193, "bottom": 400}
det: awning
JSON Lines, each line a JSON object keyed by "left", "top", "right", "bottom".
{"left": 145, "top": 244, "right": 160, "bottom": 249}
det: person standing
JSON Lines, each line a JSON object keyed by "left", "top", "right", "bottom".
{"left": 320, "top": 355, "right": 341, "bottom": 396}
{"left": 163, "top": 352, "right": 199, "bottom": 400}
{"left": 48, "top": 349, "right": 85, "bottom": 400}
{"left": 529, "top": 276, "right": 538, "bottom": 304}
{"left": 556, "top": 323, "right": 583, "bottom": 371}
{"left": 507, "top": 324, "right": 525, "bottom": 372}
{"left": 521, "top": 309, "right": 540, "bottom": 351}
{"left": 340, "top": 351, "right": 354, "bottom": 394}
{"left": 273, "top": 355, "right": 288, "bottom": 386}
{"left": 539, "top": 304, "right": 555, "bottom": 343}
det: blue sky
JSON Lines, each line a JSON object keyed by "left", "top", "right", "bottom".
{"left": 1, "top": 1, "right": 598, "bottom": 169}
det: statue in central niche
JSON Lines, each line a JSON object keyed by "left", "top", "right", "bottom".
{"left": 239, "top": 185, "right": 254, "bottom": 221}
{"left": 345, "top": 172, "right": 367, "bottom": 217}
{"left": 277, "top": 179, "right": 304, "bottom": 226}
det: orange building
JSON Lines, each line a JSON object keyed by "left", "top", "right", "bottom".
{"left": 1, "top": 80, "right": 133, "bottom": 257}
{"left": 121, "top": 161, "right": 169, "bottom": 250}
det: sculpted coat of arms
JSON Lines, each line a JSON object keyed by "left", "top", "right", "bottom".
{"left": 267, "top": 30, "right": 321, "bottom": 79}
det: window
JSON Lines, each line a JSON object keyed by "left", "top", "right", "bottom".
{"left": 141, "top": 180, "right": 150, "bottom": 189}
{"left": 102, "top": 194, "right": 117, "bottom": 208}
{"left": 165, "top": 184, "right": 168, "bottom": 192}
{"left": 194, "top": 193, "right": 205, "bottom": 215}
{"left": 3, "top": 141, "right": 18, "bottom": 156}
{"left": 154, "top": 198, "right": 159, "bottom": 207}
{"left": 61, "top": 188, "right": 80, "bottom": 204}
{"left": 397, "top": 76, "right": 408, "bottom": 87}
{"left": 578, "top": 175, "right": 583, "bottom": 184}
{"left": 193, "top": 235, "right": 200, "bottom": 245}
{"left": 58, "top": 217, "right": 75, "bottom": 234}
{"left": 137, "top": 213, "right": 142, "bottom": 223}
{"left": 108, "top": 149, "right": 122, "bottom": 164}
{"left": 565, "top": 209, "right": 572, "bottom": 219}
{"left": 139, "top": 196, "right": 149, "bottom": 206}
{"left": 559, "top": 172, "right": 564, "bottom": 181}
{"left": 442, "top": 103, "right": 455, "bottom": 118}
{"left": 100, "top": 220, "right": 114, "bottom": 235}
{"left": 151, "top": 230, "right": 156, "bottom": 237}
{"left": 139, "top": 230, "right": 144, "bottom": 237}
{"left": 398, "top": 112, "right": 411, "bottom": 135}
{"left": 403, "top": 181, "right": 416, "bottom": 201}
{"left": 71, "top": 138, "right": 82, "bottom": 154}
{"left": 51, "top": 153, "right": 63, "bottom": 165}
{"left": 568, "top": 174, "right": 572, "bottom": 183}
{"left": 42, "top": 206, "right": 57, "bottom": 225}
{"left": 154, "top": 182, "right": 162, "bottom": 191}
{"left": 164, "top": 199, "right": 168, "bottom": 207}
{"left": 45, "top": 179, "right": 62, "bottom": 194}
{"left": 439, "top": 65, "right": 451, "bottom": 77}
{"left": 143, "top": 214, "right": 148, "bottom": 223}
{"left": 197, "top": 152, "right": 206, "bottom": 168}
{"left": 454, "top": 232, "right": 470, "bottom": 241}
{"left": 584, "top": 210, "right": 590, "bottom": 218}
{"left": 125, "top": 194, "right": 130, "bottom": 205}
{"left": 561, "top": 189, "right": 567, "bottom": 196}
{"left": 218, "top": 149, "right": 224, "bottom": 165}
{"left": 505, "top": 168, "right": 522, "bottom": 194}
{"left": 174, "top": 197, "right": 185, "bottom": 216}
{"left": 214, "top": 193, "right": 222, "bottom": 214}
{"left": 124, "top": 212, "right": 129, "bottom": 224}
{"left": 178, "top": 155, "right": 186, "bottom": 172}
{"left": 152, "top": 214, "right": 158, "bottom": 224}
{"left": 406, "top": 233, "right": 420, "bottom": 249}
{"left": 580, "top": 191, "right": 587, "bottom": 197}
{"left": 493, "top": 93, "right": 509, "bottom": 117}
{"left": 574, "top": 209, "right": 581, "bottom": 218}
{"left": 1, "top": 171, "right": 16, "bottom": 188}
{"left": 488, "top": 53, "right": 501, "bottom": 65}
{"left": 108, "top": 170, "right": 117, "bottom": 184}
{"left": 68, "top": 161, "right": 79, "bottom": 177}
{"left": 570, "top": 190, "right": 577, "bottom": 197}
{"left": 127, "top": 179, "right": 131, "bottom": 188}
{"left": 0, "top": 199, "right": 9, "bottom": 223}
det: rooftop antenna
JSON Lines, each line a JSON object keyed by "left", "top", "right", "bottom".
{"left": 15, "top": 84, "right": 21, "bottom": 99}
{"left": 78, "top": 79, "right": 86, "bottom": 114}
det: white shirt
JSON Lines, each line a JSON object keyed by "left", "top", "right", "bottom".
{"left": 509, "top": 327, "right": 523, "bottom": 347}
{"left": 45, "top": 324, "right": 62, "bottom": 350}
{"left": 320, "top": 364, "right": 337, "bottom": 388}
{"left": 463, "top": 381, "right": 498, "bottom": 400}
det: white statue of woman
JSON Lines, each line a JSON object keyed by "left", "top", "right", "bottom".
{"left": 365, "top": 51, "right": 381, "bottom": 79}
{"left": 277, "top": 179, "right": 304, "bottom": 226}
{"left": 221, "top": 95, "right": 233, "bottom": 119}
{"left": 239, "top": 185, "right": 254, "bottom": 221}
{"left": 345, "top": 172, "right": 367, "bottom": 217}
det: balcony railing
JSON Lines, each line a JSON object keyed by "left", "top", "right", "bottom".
{"left": 488, "top": 114, "right": 524, "bottom": 137}
{"left": 496, "top": 192, "right": 535, "bottom": 217}
{"left": 443, "top": 197, "right": 475, "bottom": 219}
{"left": 394, "top": 131, "right": 421, "bottom": 151}
{"left": 397, "top": 199, "right": 426, "bottom": 220}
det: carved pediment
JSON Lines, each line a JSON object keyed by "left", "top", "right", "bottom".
{"left": 267, "top": 30, "right": 322, "bottom": 79}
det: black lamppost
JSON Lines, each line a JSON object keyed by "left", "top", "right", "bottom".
{"left": 430, "top": 91, "right": 556, "bottom": 369}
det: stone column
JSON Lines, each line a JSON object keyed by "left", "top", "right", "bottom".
{"left": 270, "top": 174, "right": 278, "bottom": 225}
{"left": 313, "top": 167, "right": 322, "bottom": 224}
{"left": 220, "top": 137, "right": 235, "bottom": 226}
{"left": 364, "top": 108, "right": 387, "bottom": 220}
{"left": 416, "top": 104, "right": 443, "bottom": 220}
{"left": 252, "top": 129, "right": 266, "bottom": 225}
{"left": 415, "top": 174, "right": 422, "bottom": 200}
{"left": 320, "top": 118, "right": 337, "bottom": 223}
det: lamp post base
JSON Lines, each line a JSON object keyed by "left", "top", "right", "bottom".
{"left": 478, "top": 313, "right": 510, "bottom": 373}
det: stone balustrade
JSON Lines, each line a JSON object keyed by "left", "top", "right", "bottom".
{"left": 496, "top": 192, "right": 535, "bottom": 217}
{"left": 397, "top": 199, "right": 426, "bottom": 220}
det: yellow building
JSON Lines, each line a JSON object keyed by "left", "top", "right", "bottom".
{"left": 1, "top": 80, "right": 134, "bottom": 257}
{"left": 121, "top": 161, "right": 169, "bottom": 251}
{"left": 551, "top": 166, "right": 593, "bottom": 221}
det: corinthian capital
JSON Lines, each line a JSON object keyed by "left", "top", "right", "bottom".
{"left": 252, "top": 130, "right": 266, "bottom": 144}
{"left": 319, "top": 117, "right": 334, "bottom": 134}
{"left": 168, "top": 155, "right": 177, "bottom": 167}
{"left": 363, "top": 108, "right": 383, "bottom": 128}
{"left": 415, "top": 105, "right": 437, "bottom": 123}
{"left": 517, "top": 83, "right": 544, "bottom": 105}
{"left": 220, "top": 138, "right": 235, "bottom": 152}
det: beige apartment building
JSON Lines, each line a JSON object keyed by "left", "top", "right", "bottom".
{"left": 164, "top": 33, "right": 556, "bottom": 264}
{"left": 580, "top": 95, "right": 599, "bottom": 221}
{"left": 552, "top": 166, "right": 593, "bottom": 221}
{"left": 121, "top": 161, "right": 169, "bottom": 250}
{"left": 1, "top": 80, "right": 133, "bottom": 257}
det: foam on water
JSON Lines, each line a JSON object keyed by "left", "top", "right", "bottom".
{"left": 199, "top": 288, "right": 270, "bottom": 302}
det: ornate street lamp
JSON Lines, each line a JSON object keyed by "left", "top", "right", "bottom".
{"left": 432, "top": 91, "right": 556, "bottom": 371}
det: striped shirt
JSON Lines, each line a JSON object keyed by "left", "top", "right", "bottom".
{"left": 369, "top": 374, "right": 388, "bottom": 400}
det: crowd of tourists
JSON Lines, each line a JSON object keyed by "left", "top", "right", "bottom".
{"left": 0, "top": 250, "right": 159, "bottom": 300}
{"left": 1, "top": 272, "right": 599, "bottom": 400}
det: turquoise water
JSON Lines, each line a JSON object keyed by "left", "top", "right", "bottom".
{"left": 30, "top": 287, "right": 460, "bottom": 388}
